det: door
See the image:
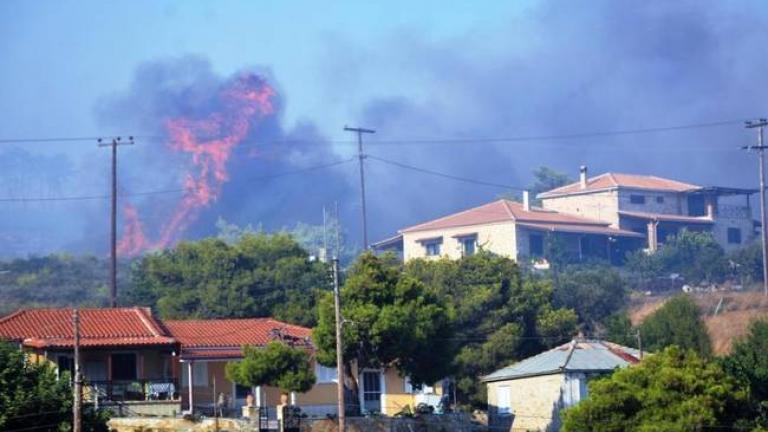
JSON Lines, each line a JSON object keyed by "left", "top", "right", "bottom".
{"left": 362, "top": 371, "right": 382, "bottom": 413}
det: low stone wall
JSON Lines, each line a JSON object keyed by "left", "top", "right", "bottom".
{"left": 105, "top": 400, "right": 182, "bottom": 417}
{"left": 109, "top": 417, "right": 249, "bottom": 432}
{"left": 109, "top": 413, "right": 488, "bottom": 432}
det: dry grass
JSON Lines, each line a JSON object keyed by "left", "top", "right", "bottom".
{"left": 628, "top": 291, "right": 768, "bottom": 355}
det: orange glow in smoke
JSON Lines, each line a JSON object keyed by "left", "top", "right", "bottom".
{"left": 116, "top": 73, "right": 275, "bottom": 256}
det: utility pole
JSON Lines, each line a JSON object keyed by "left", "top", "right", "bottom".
{"left": 332, "top": 257, "right": 345, "bottom": 432}
{"left": 744, "top": 119, "right": 768, "bottom": 297}
{"left": 343, "top": 126, "right": 375, "bottom": 249}
{"left": 98, "top": 136, "right": 134, "bottom": 307}
{"left": 332, "top": 200, "right": 345, "bottom": 432}
{"left": 72, "top": 309, "right": 82, "bottom": 432}
{"left": 635, "top": 329, "right": 643, "bottom": 360}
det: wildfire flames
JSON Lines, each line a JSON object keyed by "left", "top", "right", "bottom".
{"left": 116, "top": 73, "right": 276, "bottom": 256}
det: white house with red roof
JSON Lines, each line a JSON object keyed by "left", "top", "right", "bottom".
{"left": 373, "top": 166, "right": 757, "bottom": 263}
{"left": 374, "top": 198, "right": 644, "bottom": 265}
{"left": 538, "top": 166, "right": 757, "bottom": 252}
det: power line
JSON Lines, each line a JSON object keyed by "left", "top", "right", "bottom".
{"left": 0, "top": 118, "right": 748, "bottom": 147}
{"left": 0, "top": 159, "right": 355, "bottom": 203}
{"left": 367, "top": 154, "right": 523, "bottom": 191}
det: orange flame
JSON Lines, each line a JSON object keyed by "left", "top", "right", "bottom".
{"left": 116, "top": 73, "right": 275, "bottom": 257}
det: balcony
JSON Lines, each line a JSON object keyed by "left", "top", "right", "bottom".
{"left": 85, "top": 379, "right": 179, "bottom": 402}
{"left": 718, "top": 204, "right": 751, "bottom": 220}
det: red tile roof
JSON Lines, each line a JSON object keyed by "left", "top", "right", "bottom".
{"left": 0, "top": 308, "right": 175, "bottom": 348}
{"left": 400, "top": 199, "right": 613, "bottom": 234}
{"left": 618, "top": 210, "right": 714, "bottom": 224}
{"left": 538, "top": 172, "right": 700, "bottom": 198}
{"left": 516, "top": 222, "right": 644, "bottom": 238}
{"left": 164, "top": 318, "right": 312, "bottom": 360}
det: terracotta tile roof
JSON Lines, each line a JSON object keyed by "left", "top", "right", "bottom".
{"left": 400, "top": 199, "right": 612, "bottom": 234}
{"left": 538, "top": 172, "right": 700, "bottom": 198}
{"left": 516, "top": 222, "right": 644, "bottom": 238}
{"left": 618, "top": 210, "right": 714, "bottom": 224}
{"left": 164, "top": 318, "right": 312, "bottom": 359}
{"left": 0, "top": 308, "right": 175, "bottom": 348}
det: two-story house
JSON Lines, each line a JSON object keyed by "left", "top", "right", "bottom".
{"left": 537, "top": 167, "right": 757, "bottom": 252}
{"left": 373, "top": 196, "right": 644, "bottom": 265}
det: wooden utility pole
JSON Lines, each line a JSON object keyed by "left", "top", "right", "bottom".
{"left": 744, "top": 119, "right": 768, "bottom": 296}
{"left": 332, "top": 257, "right": 345, "bottom": 432}
{"left": 98, "top": 136, "right": 134, "bottom": 307}
{"left": 72, "top": 309, "right": 82, "bottom": 432}
{"left": 343, "top": 126, "right": 375, "bottom": 249}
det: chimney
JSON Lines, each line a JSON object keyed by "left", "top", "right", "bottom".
{"left": 579, "top": 165, "right": 588, "bottom": 189}
{"left": 523, "top": 190, "right": 531, "bottom": 211}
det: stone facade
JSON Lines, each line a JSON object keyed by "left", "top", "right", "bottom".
{"left": 541, "top": 187, "right": 756, "bottom": 252}
{"left": 487, "top": 374, "right": 564, "bottom": 432}
{"left": 402, "top": 222, "right": 517, "bottom": 261}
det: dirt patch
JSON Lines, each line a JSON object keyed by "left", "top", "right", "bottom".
{"left": 628, "top": 291, "right": 768, "bottom": 355}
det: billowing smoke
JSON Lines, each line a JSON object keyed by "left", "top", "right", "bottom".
{"left": 3, "top": 1, "right": 768, "bottom": 256}
{"left": 345, "top": 1, "right": 768, "bottom": 243}
{"left": 95, "top": 57, "right": 354, "bottom": 255}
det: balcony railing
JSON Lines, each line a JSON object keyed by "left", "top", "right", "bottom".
{"left": 718, "top": 205, "right": 751, "bottom": 219}
{"left": 85, "top": 379, "right": 179, "bottom": 402}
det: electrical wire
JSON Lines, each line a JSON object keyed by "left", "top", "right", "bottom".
{"left": 0, "top": 158, "right": 355, "bottom": 203}
{"left": 366, "top": 154, "right": 523, "bottom": 191}
{"left": 0, "top": 118, "right": 749, "bottom": 146}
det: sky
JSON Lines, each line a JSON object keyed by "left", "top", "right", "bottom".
{"left": 1, "top": 0, "right": 768, "bottom": 256}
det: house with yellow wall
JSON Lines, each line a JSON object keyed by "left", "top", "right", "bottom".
{"left": 0, "top": 307, "right": 442, "bottom": 419}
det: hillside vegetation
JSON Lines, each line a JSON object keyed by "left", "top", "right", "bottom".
{"left": 629, "top": 291, "right": 768, "bottom": 354}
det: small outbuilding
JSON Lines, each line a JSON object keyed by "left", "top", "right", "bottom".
{"left": 482, "top": 339, "right": 640, "bottom": 432}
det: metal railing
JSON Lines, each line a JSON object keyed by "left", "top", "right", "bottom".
{"left": 85, "top": 378, "right": 179, "bottom": 402}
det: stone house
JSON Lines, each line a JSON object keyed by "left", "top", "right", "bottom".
{"left": 373, "top": 198, "right": 643, "bottom": 265}
{"left": 482, "top": 339, "right": 640, "bottom": 432}
{"left": 538, "top": 167, "right": 757, "bottom": 252}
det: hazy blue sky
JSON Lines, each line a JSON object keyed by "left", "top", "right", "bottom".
{"left": 0, "top": 1, "right": 526, "bottom": 140}
{"left": 2, "top": 1, "right": 768, "bottom": 255}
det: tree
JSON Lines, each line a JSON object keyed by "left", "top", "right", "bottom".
{"left": 639, "top": 294, "right": 711, "bottom": 357}
{"left": 722, "top": 319, "right": 768, "bottom": 428}
{"left": 405, "top": 252, "right": 577, "bottom": 406}
{"left": 626, "top": 230, "right": 728, "bottom": 288}
{"left": 313, "top": 252, "right": 454, "bottom": 412}
{"left": 561, "top": 346, "right": 748, "bottom": 432}
{"left": 226, "top": 342, "right": 316, "bottom": 396}
{"left": 0, "top": 342, "right": 109, "bottom": 431}
{"left": 600, "top": 313, "right": 637, "bottom": 347}
{"left": 553, "top": 265, "right": 628, "bottom": 330}
{"left": 129, "top": 233, "right": 329, "bottom": 326}
{"left": 0, "top": 254, "right": 132, "bottom": 315}
{"left": 530, "top": 166, "right": 572, "bottom": 200}
{"left": 729, "top": 242, "right": 764, "bottom": 286}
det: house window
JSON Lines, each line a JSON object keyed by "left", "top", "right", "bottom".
{"left": 688, "top": 195, "right": 706, "bottom": 216}
{"left": 656, "top": 196, "right": 665, "bottom": 204}
{"left": 630, "top": 194, "right": 646, "bottom": 204}
{"left": 496, "top": 385, "right": 511, "bottom": 415}
{"left": 529, "top": 233, "right": 544, "bottom": 257}
{"left": 315, "top": 363, "right": 338, "bottom": 383}
{"left": 460, "top": 237, "right": 476, "bottom": 256}
{"left": 728, "top": 228, "right": 742, "bottom": 244}
{"left": 362, "top": 371, "right": 382, "bottom": 412}
{"left": 111, "top": 353, "right": 137, "bottom": 381}
{"left": 193, "top": 362, "right": 208, "bottom": 387}
{"left": 425, "top": 241, "right": 441, "bottom": 256}
{"left": 57, "top": 355, "right": 74, "bottom": 380}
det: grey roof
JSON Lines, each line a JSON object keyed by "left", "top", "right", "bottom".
{"left": 482, "top": 339, "right": 641, "bottom": 382}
